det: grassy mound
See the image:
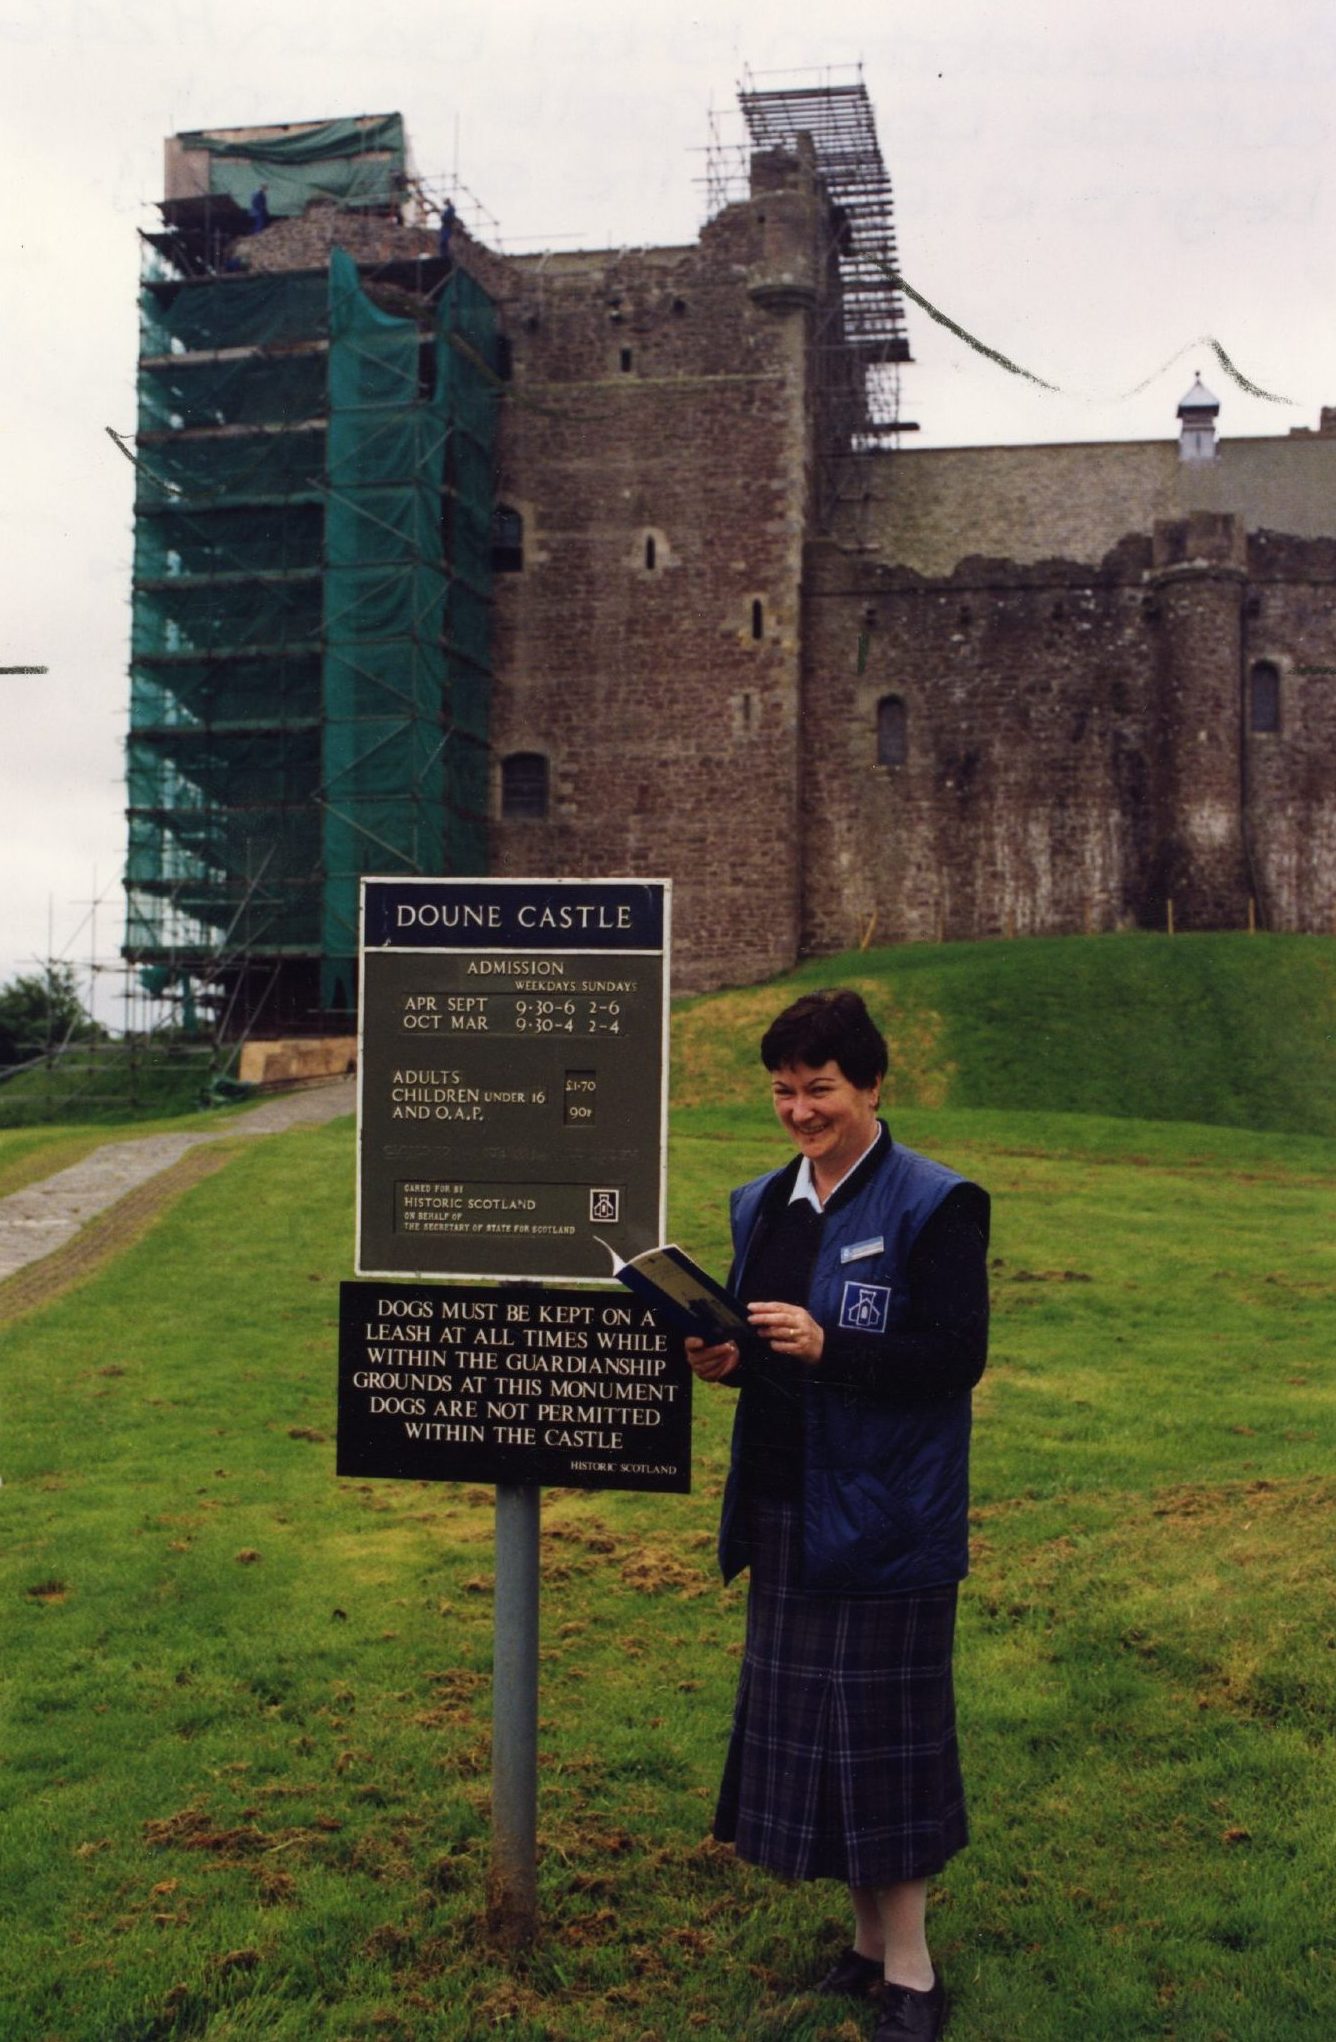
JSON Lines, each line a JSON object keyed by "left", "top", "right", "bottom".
{"left": 673, "top": 932, "right": 1336, "bottom": 1137}
{"left": 0, "top": 1042, "right": 219, "bottom": 1128}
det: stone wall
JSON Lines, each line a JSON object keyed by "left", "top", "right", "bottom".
{"left": 800, "top": 513, "right": 1336, "bottom": 949}
{"left": 801, "top": 542, "right": 1156, "bottom": 947}
{"left": 837, "top": 434, "right": 1336, "bottom": 576}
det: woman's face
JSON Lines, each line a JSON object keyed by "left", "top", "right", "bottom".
{"left": 770, "top": 1059, "right": 880, "bottom": 1184}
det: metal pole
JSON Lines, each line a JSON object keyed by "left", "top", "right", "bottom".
{"left": 488, "top": 1482, "right": 540, "bottom": 1950}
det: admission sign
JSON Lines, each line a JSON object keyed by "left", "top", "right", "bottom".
{"left": 355, "top": 876, "right": 668, "bottom": 1283}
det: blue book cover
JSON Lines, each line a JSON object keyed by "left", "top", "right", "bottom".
{"left": 595, "top": 1238, "right": 749, "bottom": 1342}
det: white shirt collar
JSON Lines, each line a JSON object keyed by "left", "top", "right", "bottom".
{"left": 789, "top": 1124, "right": 883, "bottom": 1211}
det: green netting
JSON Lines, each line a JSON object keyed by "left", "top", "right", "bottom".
{"left": 127, "top": 728, "right": 320, "bottom": 811}
{"left": 126, "top": 765, "right": 322, "bottom": 953}
{"left": 178, "top": 115, "right": 405, "bottom": 217}
{"left": 141, "top": 274, "right": 331, "bottom": 356}
{"left": 134, "top": 505, "right": 324, "bottom": 580}
{"left": 131, "top": 654, "right": 322, "bottom": 732}
{"left": 127, "top": 268, "right": 333, "bottom": 983}
{"left": 125, "top": 244, "right": 497, "bottom": 1027}
{"left": 437, "top": 271, "right": 497, "bottom": 872}
{"left": 132, "top": 575, "right": 323, "bottom": 658}
{"left": 320, "top": 248, "right": 497, "bottom": 1003}
{"left": 138, "top": 350, "right": 327, "bottom": 432}
{"left": 134, "top": 429, "right": 326, "bottom": 507}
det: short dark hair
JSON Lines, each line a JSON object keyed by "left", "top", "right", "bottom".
{"left": 759, "top": 989, "right": 888, "bottom": 1089}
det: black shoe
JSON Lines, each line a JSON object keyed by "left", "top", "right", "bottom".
{"left": 814, "top": 1945, "right": 884, "bottom": 1996}
{"left": 872, "top": 1974, "right": 948, "bottom": 2041}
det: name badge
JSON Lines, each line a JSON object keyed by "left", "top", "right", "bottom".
{"left": 840, "top": 1236, "right": 884, "bottom": 1264}
{"left": 838, "top": 1280, "right": 892, "bottom": 1334}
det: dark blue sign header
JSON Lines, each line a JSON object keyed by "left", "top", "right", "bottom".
{"left": 362, "top": 878, "right": 667, "bottom": 952}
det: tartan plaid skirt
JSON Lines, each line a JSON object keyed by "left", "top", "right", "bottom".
{"left": 713, "top": 1496, "right": 968, "bottom": 1886}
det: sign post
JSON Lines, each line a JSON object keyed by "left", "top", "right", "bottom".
{"left": 343, "top": 878, "right": 677, "bottom": 1949}
{"left": 490, "top": 1483, "right": 540, "bottom": 1948}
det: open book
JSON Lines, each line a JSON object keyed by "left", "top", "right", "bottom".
{"left": 594, "top": 1237, "right": 750, "bottom": 1343}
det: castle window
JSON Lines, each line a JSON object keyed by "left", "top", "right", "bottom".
{"left": 620, "top": 347, "right": 633, "bottom": 373}
{"left": 644, "top": 534, "right": 657, "bottom": 570}
{"left": 877, "top": 694, "right": 907, "bottom": 767}
{"left": 1250, "top": 661, "right": 1280, "bottom": 733}
{"left": 492, "top": 504, "right": 524, "bottom": 573}
{"left": 751, "top": 598, "right": 764, "bottom": 641}
{"left": 501, "top": 752, "right": 549, "bottom": 819}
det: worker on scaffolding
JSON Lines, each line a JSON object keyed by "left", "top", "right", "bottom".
{"left": 437, "top": 198, "right": 457, "bottom": 264}
{"left": 249, "top": 185, "right": 271, "bottom": 234}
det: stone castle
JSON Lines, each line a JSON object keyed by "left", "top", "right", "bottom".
{"left": 131, "top": 96, "right": 1336, "bottom": 1021}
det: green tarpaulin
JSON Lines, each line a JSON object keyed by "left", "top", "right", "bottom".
{"left": 177, "top": 115, "right": 406, "bottom": 217}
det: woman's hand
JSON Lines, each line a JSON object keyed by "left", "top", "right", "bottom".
{"left": 747, "top": 1301, "right": 824, "bottom": 1365}
{"left": 685, "top": 1335, "right": 741, "bottom": 1382}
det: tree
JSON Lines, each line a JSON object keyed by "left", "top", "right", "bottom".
{"left": 0, "top": 965, "right": 99, "bottom": 1068}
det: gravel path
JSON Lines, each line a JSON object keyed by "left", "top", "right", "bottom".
{"left": 0, "top": 1079, "right": 355, "bottom": 1287}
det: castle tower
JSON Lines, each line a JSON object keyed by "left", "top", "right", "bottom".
{"left": 123, "top": 119, "right": 497, "bottom": 1037}
{"left": 1147, "top": 510, "right": 1251, "bottom": 927}
{"left": 485, "top": 129, "right": 841, "bottom": 991}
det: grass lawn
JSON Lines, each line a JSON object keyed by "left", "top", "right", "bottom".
{"left": 3, "top": 1103, "right": 1334, "bottom": 2040}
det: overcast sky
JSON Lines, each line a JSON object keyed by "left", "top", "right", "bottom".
{"left": 4, "top": 0, "right": 1333, "bottom": 1018}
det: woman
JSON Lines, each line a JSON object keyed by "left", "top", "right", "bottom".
{"left": 687, "top": 989, "right": 989, "bottom": 2042}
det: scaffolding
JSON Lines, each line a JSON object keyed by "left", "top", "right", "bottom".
{"left": 125, "top": 120, "right": 498, "bottom": 1038}
{"left": 709, "top": 68, "right": 913, "bottom": 448}
{"left": 0, "top": 890, "right": 225, "bottom": 1127}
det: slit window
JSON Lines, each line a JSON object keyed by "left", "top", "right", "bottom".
{"left": 491, "top": 504, "right": 524, "bottom": 573}
{"left": 1250, "top": 661, "right": 1280, "bottom": 733}
{"left": 501, "top": 752, "right": 549, "bottom": 819}
{"left": 877, "top": 694, "right": 907, "bottom": 767}
{"left": 751, "top": 598, "right": 764, "bottom": 641}
{"left": 620, "top": 347, "right": 633, "bottom": 372}
{"left": 644, "top": 534, "right": 657, "bottom": 570}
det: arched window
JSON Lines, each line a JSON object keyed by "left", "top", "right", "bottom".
{"left": 491, "top": 504, "right": 524, "bottom": 573}
{"left": 501, "top": 752, "right": 549, "bottom": 819}
{"left": 1250, "top": 661, "right": 1280, "bottom": 733}
{"left": 877, "top": 694, "right": 907, "bottom": 767}
{"left": 644, "top": 534, "right": 657, "bottom": 570}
